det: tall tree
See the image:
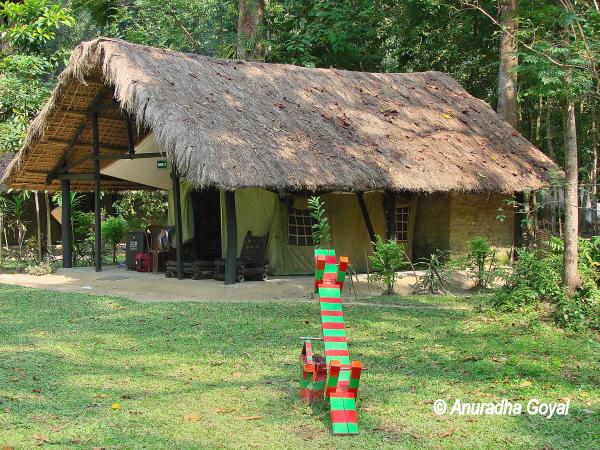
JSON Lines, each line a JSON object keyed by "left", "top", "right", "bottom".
{"left": 497, "top": 0, "right": 519, "bottom": 127}
{"left": 563, "top": 96, "right": 580, "bottom": 294}
{"left": 236, "top": 0, "right": 265, "bottom": 60}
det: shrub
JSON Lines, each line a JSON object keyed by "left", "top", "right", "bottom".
{"left": 101, "top": 216, "right": 128, "bottom": 263}
{"left": 368, "top": 235, "right": 409, "bottom": 295}
{"left": 465, "top": 236, "right": 499, "bottom": 290}
{"left": 24, "top": 262, "right": 56, "bottom": 276}
{"left": 307, "top": 196, "right": 332, "bottom": 249}
{"left": 494, "top": 248, "right": 563, "bottom": 310}
{"left": 495, "top": 243, "right": 600, "bottom": 331}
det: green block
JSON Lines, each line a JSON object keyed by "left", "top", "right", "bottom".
{"left": 346, "top": 423, "right": 359, "bottom": 434}
{"left": 343, "top": 396, "right": 357, "bottom": 411}
{"left": 320, "top": 302, "right": 343, "bottom": 311}
{"left": 337, "top": 272, "right": 347, "bottom": 281}
{"left": 331, "top": 422, "right": 349, "bottom": 435}
{"left": 349, "top": 377, "right": 360, "bottom": 389}
{"left": 324, "top": 341, "right": 348, "bottom": 350}
{"left": 319, "top": 287, "right": 341, "bottom": 297}
{"left": 315, "top": 249, "right": 335, "bottom": 256}
{"left": 327, "top": 356, "right": 351, "bottom": 365}
{"left": 322, "top": 328, "right": 346, "bottom": 337}
{"left": 338, "top": 369, "right": 352, "bottom": 381}
{"left": 321, "top": 315, "right": 344, "bottom": 323}
{"left": 324, "top": 263, "right": 338, "bottom": 273}
{"left": 329, "top": 396, "right": 345, "bottom": 410}
{"left": 313, "top": 380, "right": 326, "bottom": 390}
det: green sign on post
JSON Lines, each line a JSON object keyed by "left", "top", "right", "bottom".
{"left": 157, "top": 159, "right": 168, "bottom": 169}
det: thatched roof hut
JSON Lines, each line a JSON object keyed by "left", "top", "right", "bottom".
{"left": 2, "top": 37, "right": 557, "bottom": 193}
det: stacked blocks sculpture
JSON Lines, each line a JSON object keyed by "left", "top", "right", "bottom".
{"left": 300, "top": 249, "right": 363, "bottom": 435}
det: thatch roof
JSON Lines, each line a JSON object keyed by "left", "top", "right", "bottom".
{"left": 3, "top": 38, "right": 558, "bottom": 193}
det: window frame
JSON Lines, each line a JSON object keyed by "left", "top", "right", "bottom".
{"left": 287, "top": 207, "right": 315, "bottom": 246}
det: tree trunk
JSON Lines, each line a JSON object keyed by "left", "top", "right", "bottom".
{"left": 591, "top": 91, "right": 599, "bottom": 235}
{"left": 546, "top": 103, "right": 556, "bottom": 160}
{"left": 562, "top": 101, "right": 580, "bottom": 295}
{"left": 497, "top": 0, "right": 519, "bottom": 128}
{"left": 236, "top": 0, "right": 265, "bottom": 60}
{"left": 34, "top": 191, "right": 42, "bottom": 261}
{"left": 45, "top": 191, "right": 52, "bottom": 261}
{"left": 535, "top": 96, "right": 543, "bottom": 145}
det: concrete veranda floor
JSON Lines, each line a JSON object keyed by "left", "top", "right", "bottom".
{"left": 0, "top": 265, "right": 473, "bottom": 303}
{"left": 0, "top": 265, "right": 378, "bottom": 303}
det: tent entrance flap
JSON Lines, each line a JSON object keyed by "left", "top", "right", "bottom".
{"left": 190, "top": 189, "right": 222, "bottom": 261}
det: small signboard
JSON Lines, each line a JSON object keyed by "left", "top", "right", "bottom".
{"left": 157, "top": 159, "right": 168, "bottom": 169}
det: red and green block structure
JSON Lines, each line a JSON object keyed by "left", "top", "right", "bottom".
{"left": 300, "top": 249, "right": 363, "bottom": 435}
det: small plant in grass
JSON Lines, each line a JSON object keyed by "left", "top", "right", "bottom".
{"left": 102, "top": 216, "right": 128, "bottom": 263}
{"left": 465, "top": 236, "right": 499, "bottom": 290}
{"left": 412, "top": 251, "right": 454, "bottom": 295}
{"left": 308, "top": 195, "right": 332, "bottom": 249}
{"left": 369, "top": 235, "right": 409, "bottom": 295}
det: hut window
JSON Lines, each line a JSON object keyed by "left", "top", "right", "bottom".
{"left": 394, "top": 206, "right": 409, "bottom": 242}
{"left": 287, "top": 208, "right": 315, "bottom": 246}
{"left": 386, "top": 205, "right": 410, "bottom": 242}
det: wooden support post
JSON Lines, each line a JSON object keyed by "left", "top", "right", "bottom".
{"left": 514, "top": 191, "right": 525, "bottom": 250}
{"left": 92, "top": 111, "right": 102, "bottom": 272}
{"left": 385, "top": 191, "right": 396, "bottom": 241}
{"left": 60, "top": 178, "right": 72, "bottom": 268}
{"left": 125, "top": 113, "right": 135, "bottom": 158}
{"left": 224, "top": 190, "right": 237, "bottom": 285}
{"left": 171, "top": 166, "right": 184, "bottom": 280}
{"left": 356, "top": 192, "right": 376, "bottom": 246}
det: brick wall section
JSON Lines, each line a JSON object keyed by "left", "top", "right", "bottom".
{"left": 448, "top": 193, "right": 515, "bottom": 256}
{"left": 413, "top": 193, "right": 451, "bottom": 259}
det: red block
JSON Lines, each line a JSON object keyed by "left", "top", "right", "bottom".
{"left": 319, "top": 297, "right": 342, "bottom": 303}
{"left": 325, "top": 349, "right": 350, "bottom": 357}
{"left": 320, "top": 310, "right": 344, "bottom": 317}
{"left": 323, "top": 336, "right": 348, "bottom": 343}
{"left": 322, "top": 322, "right": 345, "bottom": 329}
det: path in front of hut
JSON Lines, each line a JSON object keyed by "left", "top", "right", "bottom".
{"left": 0, "top": 265, "right": 473, "bottom": 304}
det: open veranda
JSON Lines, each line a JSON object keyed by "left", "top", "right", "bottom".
{"left": 0, "top": 284, "right": 598, "bottom": 449}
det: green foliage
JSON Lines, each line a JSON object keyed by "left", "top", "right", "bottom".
{"left": 368, "top": 235, "right": 408, "bottom": 295}
{"left": 24, "top": 261, "right": 56, "bottom": 275}
{"left": 495, "top": 239, "right": 600, "bottom": 331}
{"left": 307, "top": 195, "right": 331, "bottom": 249}
{"left": 0, "top": 0, "right": 75, "bottom": 55}
{"left": 101, "top": 215, "right": 128, "bottom": 263}
{"left": 0, "top": 55, "right": 52, "bottom": 152}
{"left": 113, "top": 191, "right": 168, "bottom": 231}
{"left": 465, "top": 236, "right": 499, "bottom": 290}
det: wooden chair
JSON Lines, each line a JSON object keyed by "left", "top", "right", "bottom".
{"left": 213, "top": 231, "right": 269, "bottom": 282}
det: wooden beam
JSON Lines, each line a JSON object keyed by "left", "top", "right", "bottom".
{"left": 224, "top": 190, "right": 238, "bottom": 285}
{"left": 357, "top": 192, "right": 376, "bottom": 246}
{"left": 46, "top": 138, "right": 129, "bottom": 151}
{"left": 92, "top": 111, "right": 102, "bottom": 273}
{"left": 61, "top": 178, "right": 72, "bottom": 268}
{"left": 49, "top": 152, "right": 164, "bottom": 181}
{"left": 125, "top": 113, "right": 135, "bottom": 158}
{"left": 514, "top": 191, "right": 525, "bottom": 251}
{"left": 56, "top": 173, "right": 123, "bottom": 181}
{"left": 171, "top": 167, "right": 184, "bottom": 280}
{"left": 48, "top": 87, "right": 109, "bottom": 179}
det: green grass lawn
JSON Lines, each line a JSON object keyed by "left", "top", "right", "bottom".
{"left": 0, "top": 285, "right": 598, "bottom": 449}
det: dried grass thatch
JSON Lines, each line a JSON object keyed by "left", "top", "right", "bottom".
{"left": 3, "top": 38, "right": 558, "bottom": 192}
